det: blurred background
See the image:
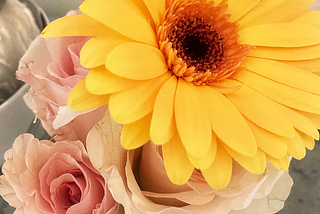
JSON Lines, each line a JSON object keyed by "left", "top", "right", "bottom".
{"left": 33, "top": 0, "right": 82, "bottom": 20}
{"left": 0, "top": 0, "right": 319, "bottom": 213}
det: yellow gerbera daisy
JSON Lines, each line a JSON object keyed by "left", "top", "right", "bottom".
{"left": 42, "top": 0, "right": 320, "bottom": 189}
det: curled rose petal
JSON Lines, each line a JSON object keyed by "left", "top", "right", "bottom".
{"left": 86, "top": 111, "right": 293, "bottom": 214}
{"left": 15, "top": 10, "right": 107, "bottom": 143}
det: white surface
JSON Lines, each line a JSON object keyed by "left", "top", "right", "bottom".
{"left": 33, "top": 0, "right": 82, "bottom": 20}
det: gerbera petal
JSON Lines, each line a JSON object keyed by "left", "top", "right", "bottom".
{"left": 106, "top": 42, "right": 168, "bottom": 80}
{"left": 121, "top": 113, "right": 152, "bottom": 149}
{"left": 209, "top": 79, "right": 244, "bottom": 94}
{"left": 283, "top": 58, "right": 320, "bottom": 73}
{"left": 201, "top": 143, "right": 232, "bottom": 190}
{"left": 67, "top": 78, "right": 110, "bottom": 111}
{"left": 142, "top": 0, "right": 166, "bottom": 25}
{"left": 80, "top": 36, "right": 133, "bottom": 68}
{"left": 238, "top": 23, "right": 320, "bottom": 47}
{"left": 298, "top": 131, "right": 315, "bottom": 150}
{"left": 237, "top": 0, "right": 314, "bottom": 29}
{"left": 286, "top": 131, "right": 306, "bottom": 160}
{"left": 174, "top": 80, "right": 212, "bottom": 158}
{"left": 246, "top": 120, "right": 287, "bottom": 159}
{"left": 299, "top": 111, "right": 320, "bottom": 129}
{"left": 276, "top": 104, "right": 319, "bottom": 140}
{"left": 241, "top": 57, "right": 320, "bottom": 95}
{"left": 223, "top": 145, "right": 267, "bottom": 174}
{"left": 150, "top": 76, "right": 177, "bottom": 145}
{"left": 119, "top": 0, "right": 155, "bottom": 23}
{"left": 293, "top": 10, "right": 320, "bottom": 29}
{"left": 41, "top": 15, "right": 111, "bottom": 38}
{"left": 79, "top": 0, "right": 157, "bottom": 47}
{"left": 226, "top": 85, "right": 295, "bottom": 138}
{"left": 248, "top": 44, "right": 320, "bottom": 61}
{"left": 162, "top": 132, "right": 194, "bottom": 185}
{"left": 266, "top": 154, "right": 290, "bottom": 171}
{"left": 236, "top": 70, "right": 320, "bottom": 114}
{"left": 109, "top": 73, "right": 170, "bottom": 124}
{"left": 199, "top": 86, "right": 257, "bottom": 156}
{"left": 187, "top": 134, "right": 217, "bottom": 170}
{"left": 226, "top": 0, "right": 261, "bottom": 22}
{"left": 213, "top": 0, "right": 224, "bottom": 5}
{"left": 86, "top": 66, "right": 144, "bottom": 95}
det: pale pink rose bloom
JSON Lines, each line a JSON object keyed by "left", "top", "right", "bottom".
{"left": 86, "top": 112, "right": 293, "bottom": 214}
{"left": 0, "top": 134, "right": 121, "bottom": 214}
{"left": 16, "top": 28, "right": 106, "bottom": 143}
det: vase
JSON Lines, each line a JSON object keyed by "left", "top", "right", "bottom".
{"left": 0, "top": 0, "right": 49, "bottom": 168}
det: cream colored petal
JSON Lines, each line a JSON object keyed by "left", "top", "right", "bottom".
{"left": 174, "top": 80, "right": 212, "bottom": 158}
{"left": 236, "top": 70, "right": 320, "bottom": 114}
{"left": 80, "top": 0, "right": 157, "bottom": 46}
{"left": 202, "top": 143, "right": 233, "bottom": 190}
{"left": 238, "top": 23, "right": 320, "bottom": 47}
{"left": 228, "top": 169, "right": 293, "bottom": 214}
{"left": 226, "top": 0, "right": 261, "bottom": 22}
{"left": 162, "top": 132, "right": 194, "bottom": 185}
{"left": 67, "top": 78, "right": 110, "bottom": 111}
{"left": 121, "top": 114, "right": 152, "bottom": 149}
{"left": 241, "top": 57, "right": 320, "bottom": 95}
{"left": 86, "top": 110, "right": 125, "bottom": 171}
{"left": 247, "top": 120, "right": 287, "bottom": 159}
{"left": 237, "top": 0, "right": 315, "bottom": 29}
{"left": 125, "top": 150, "right": 164, "bottom": 214}
{"left": 142, "top": 190, "right": 215, "bottom": 206}
{"left": 106, "top": 42, "right": 167, "bottom": 80}
{"left": 86, "top": 66, "right": 145, "bottom": 95}
{"left": 142, "top": 0, "right": 166, "bottom": 25}
{"left": 80, "top": 36, "right": 132, "bottom": 68}
{"left": 286, "top": 131, "right": 306, "bottom": 160}
{"left": 150, "top": 76, "right": 177, "bottom": 145}
{"left": 224, "top": 145, "right": 267, "bottom": 175}
{"left": 109, "top": 73, "right": 170, "bottom": 124}
{"left": 199, "top": 86, "right": 257, "bottom": 156}
{"left": 187, "top": 134, "right": 217, "bottom": 170}
{"left": 248, "top": 44, "right": 320, "bottom": 61}
{"left": 138, "top": 142, "right": 192, "bottom": 195}
{"left": 226, "top": 85, "right": 295, "bottom": 138}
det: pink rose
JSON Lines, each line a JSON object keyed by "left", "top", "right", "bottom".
{"left": 16, "top": 12, "right": 106, "bottom": 143}
{"left": 0, "top": 134, "right": 120, "bottom": 214}
{"left": 86, "top": 112, "right": 293, "bottom": 214}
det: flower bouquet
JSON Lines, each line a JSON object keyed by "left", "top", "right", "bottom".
{"left": 1, "top": 0, "right": 320, "bottom": 213}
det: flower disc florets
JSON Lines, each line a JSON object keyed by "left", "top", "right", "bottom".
{"left": 157, "top": 0, "right": 252, "bottom": 85}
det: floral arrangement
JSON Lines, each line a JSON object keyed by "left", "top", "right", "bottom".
{"left": 1, "top": 0, "right": 320, "bottom": 213}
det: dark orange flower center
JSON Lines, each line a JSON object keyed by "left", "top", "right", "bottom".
{"left": 157, "top": 0, "right": 252, "bottom": 86}
{"left": 168, "top": 17, "right": 225, "bottom": 72}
